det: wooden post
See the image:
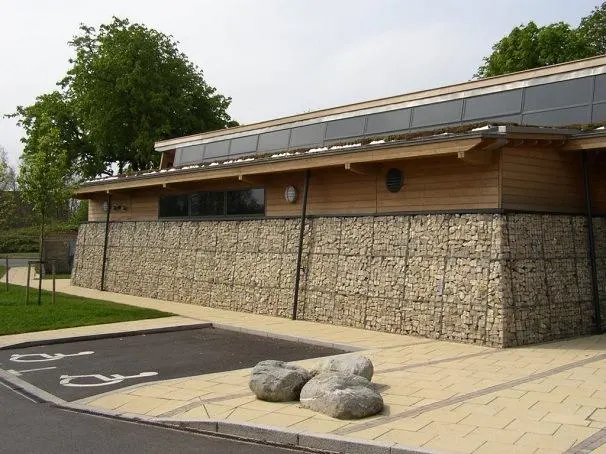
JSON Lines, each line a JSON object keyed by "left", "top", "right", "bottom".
{"left": 26, "top": 263, "right": 31, "bottom": 305}
{"left": 37, "top": 261, "right": 43, "bottom": 306}
{"left": 4, "top": 257, "right": 7, "bottom": 290}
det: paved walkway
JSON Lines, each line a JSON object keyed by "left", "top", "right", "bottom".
{"left": 2, "top": 267, "right": 605, "bottom": 454}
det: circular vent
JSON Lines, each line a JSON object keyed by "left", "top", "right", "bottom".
{"left": 385, "top": 168, "right": 403, "bottom": 193}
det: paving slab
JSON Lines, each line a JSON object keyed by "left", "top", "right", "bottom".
{"left": 2, "top": 267, "right": 606, "bottom": 454}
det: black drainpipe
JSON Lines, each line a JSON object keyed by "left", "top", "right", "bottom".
{"left": 100, "top": 192, "right": 111, "bottom": 291}
{"left": 581, "top": 151, "right": 602, "bottom": 334}
{"left": 292, "top": 170, "right": 311, "bottom": 320}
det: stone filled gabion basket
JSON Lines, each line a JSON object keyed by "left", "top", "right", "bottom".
{"left": 249, "top": 356, "right": 383, "bottom": 420}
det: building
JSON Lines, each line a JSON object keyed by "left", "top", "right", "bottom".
{"left": 72, "top": 56, "right": 606, "bottom": 347}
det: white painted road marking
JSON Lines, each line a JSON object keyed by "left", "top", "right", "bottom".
{"left": 59, "top": 372, "right": 158, "bottom": 387}
{"left": 10, "top": 352, "right": 94, "bottom": 363}
{"left": 7, "top": 366, "right": 58, "bottom": 376}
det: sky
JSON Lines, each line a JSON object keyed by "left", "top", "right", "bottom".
{"left": 0, "top": 0, "right": 601, "bottom": 169}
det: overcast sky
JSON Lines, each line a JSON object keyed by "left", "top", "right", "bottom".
{"left": 0, "top": 0, "right": 600, "bottom": 168}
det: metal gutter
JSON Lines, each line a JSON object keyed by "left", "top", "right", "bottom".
{"left": 292, "top": 170, "right": 310, "bottom": 320}
{"left": 581, "top": 151, "right": 603, "bottom": 334}
{"left": 100, "top": 193, "right": 111, "bottom": 292}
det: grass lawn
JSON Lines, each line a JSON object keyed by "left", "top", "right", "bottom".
{"left": 0, "top": 284, "right": 172, "bottom": 335}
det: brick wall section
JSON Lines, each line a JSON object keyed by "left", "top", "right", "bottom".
{"left": 72, "top": 213, "right": 602, "bottom": 347}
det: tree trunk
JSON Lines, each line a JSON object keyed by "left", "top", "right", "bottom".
{"left": 37, "top": 204, "right": 45, "bottom": 305}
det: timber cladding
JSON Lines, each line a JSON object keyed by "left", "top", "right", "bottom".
{"left": 88, "top": 153, "right": 501, "bottom": 221}
{"left": 87, "top": 147, "right": 606, "bottom": 221}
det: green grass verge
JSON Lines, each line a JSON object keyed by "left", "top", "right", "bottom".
{"left": 2, "top": 252, "right": 39, "bottom": 259}
{"left": 0, "top": 284, "right": 172, "bottom": 335}
{"left": 0, "top": 265, "right": 5, "bottom": 276}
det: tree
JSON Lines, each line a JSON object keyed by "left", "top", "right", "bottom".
{"left": 61, "top": 17, "right": 236, "bottom": 174}
{"left": 0, "top": 147, "right": 17, "bottom": 229}
{"left": 475, "top": 3, "right": 604, "bottom": 78}
{"left": 579, "top": 2, "right": 606, "bottom": 55}
{"left": 18, "top": 112, "right": 74, "bottom": 267}
{"left": 10, "top": 17, "right": 237, "bottom": 179}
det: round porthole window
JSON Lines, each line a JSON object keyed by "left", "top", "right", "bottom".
{"left": 385, "top": 168, "right": 403, "bottom": 193}
{"left": 284, "top": 185, "right": 298, "bottom": 203}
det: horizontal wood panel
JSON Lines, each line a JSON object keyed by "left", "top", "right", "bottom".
{"left": 90, "top": 154, "right": 500, "bottom": 219}
{"left": 501, "top": 147, "right": 584, "bottom": 213}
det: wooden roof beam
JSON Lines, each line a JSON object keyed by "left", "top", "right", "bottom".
{"left": 238, "top": 174, "right": 266, "bottom": 185}
{"left": 344, "top": 163, "right": 378, "bottom": 175}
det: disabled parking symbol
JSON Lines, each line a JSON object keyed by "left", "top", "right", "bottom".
{"left": 59, "top": 372, "right": 158, "bottom": 387}
{"left": 10, "top": 352, "right": 94, "bottom": 363}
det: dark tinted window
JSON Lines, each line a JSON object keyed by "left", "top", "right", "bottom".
{"left": 366, "top": 109, "right": 411, "bottom": 135}
{"left": 594, "top": 74, "right": 606, "bottom": 103}
{"left": 226, "top": 188, "right": 265, "bottom": 215}
{"left": 177, "top": 144, "right": 205, "bottom": 165}
{"left": 464, "top": 89, "right": 522, "bottom": 120}
{"left": 289, "top": 124, "right": 326, "bottom": 147}
{"left": 325, "top": 117, "right": 365, "bottom": 140}
{"left": 592, "top": 102, "right": 606, "bottom": 123}
{"left": 523, "top": 105, "right": 591, "bottom": 126}
{"left": 204, "top": 140, "right": 230, "bottom": 159}
{"left": 159, "top": 194, "right": 189, "bottom": 218}
{"left": 412, "top": 100, "right": 463, "bottom": 127}
{"left": 523, "top": 78, "right": 593, "bottom": 111}
{"left": 229, "top": 135, "right": 258, "bottom": 157}
{"left": 190, "top": 192, "right": 224, "bottom": 217}
{"left": 258, "top": 129, "right": 290, "bottom": 152}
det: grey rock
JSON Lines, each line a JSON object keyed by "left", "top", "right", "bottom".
{"left": 299, "top": 372, "right": 383, "bottom": 419}
{"left": 314, "top": 356, "right": 374, "bottom": 381}
{"left": 249, "top": 360, "right": 312, "bottom": 402}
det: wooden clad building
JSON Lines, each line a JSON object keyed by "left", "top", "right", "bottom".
{"left": 73, "top": 57, "right": 606, "bottom": 347}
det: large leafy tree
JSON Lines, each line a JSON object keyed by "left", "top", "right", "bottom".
{"left": 12, "top": 17, "right": 236, "bottom": 178}
{"left": 475, "top": 3, "right": 604, "bottom": 78}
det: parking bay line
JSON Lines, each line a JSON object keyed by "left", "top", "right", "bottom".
{"left": 7, "top": 366, "right": 58, "bottom": 376}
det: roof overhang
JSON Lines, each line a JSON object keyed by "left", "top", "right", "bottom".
{"left": 76, "top": 126, "right": 583, "bottom": 198}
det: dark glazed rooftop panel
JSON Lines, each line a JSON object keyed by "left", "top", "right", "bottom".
{"left": 365, "top": 108, "right": 411, "bottom": 135}
{"left": 258, "top": 129, "right": 291, "bottom": 152}
{"left": 325, "top": 116, "right": 366, "bottom": 140}
{"left": 177, "top": 144, "right": 205, "bottom": 165}
{"left": 204, "top": 140, "right": 230, "bottom": 159}
{"left": 229, "top": 135, "right": 259, "bottom": 157}
{"left": 464, "top": 89, "right": 523, "bottom": 120}
{"left": 523, "top": 105, "right": 592, "bottom": 126}
{"left": 289, "top": 123, "right": 326, "bottom": 147}
{"left": 412, "top": 99, "right": 463, "bottom": 128}
{"left": 523, "top": 77, "right": 593, "bottom": 111}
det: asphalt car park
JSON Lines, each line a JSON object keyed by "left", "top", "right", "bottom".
{"left": 0, "top": 327, "right": 344, "bottom": 401}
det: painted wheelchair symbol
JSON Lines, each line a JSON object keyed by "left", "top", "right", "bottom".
{"left": 59, "top": 372, "right": 158, "bottom": 387}
{"left": 10, "top": 351, "right": 94, "bottom": 363}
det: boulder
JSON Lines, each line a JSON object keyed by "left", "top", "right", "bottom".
{"left": 249, "top": 360, "right": 312, "bottom": 402}
{"left": 314, "top": 356, "right": 374, "bottom": 381}
{"left": 299, "top": 372, "right": 383, "bottom": 419}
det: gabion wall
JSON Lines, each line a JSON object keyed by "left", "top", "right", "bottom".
{"left": 71, "top": 214, "right": 602, "bottom": 347}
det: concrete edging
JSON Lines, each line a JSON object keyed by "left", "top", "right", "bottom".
{"left": 0, "top": 323, "right": 213, "bottom": 350}
{"left": 0, "top": 367, "right": 435, "bottom": 454}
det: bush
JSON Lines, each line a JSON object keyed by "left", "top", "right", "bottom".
{"left": 0, "top": 223, "right": 79, "bottom": 254}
